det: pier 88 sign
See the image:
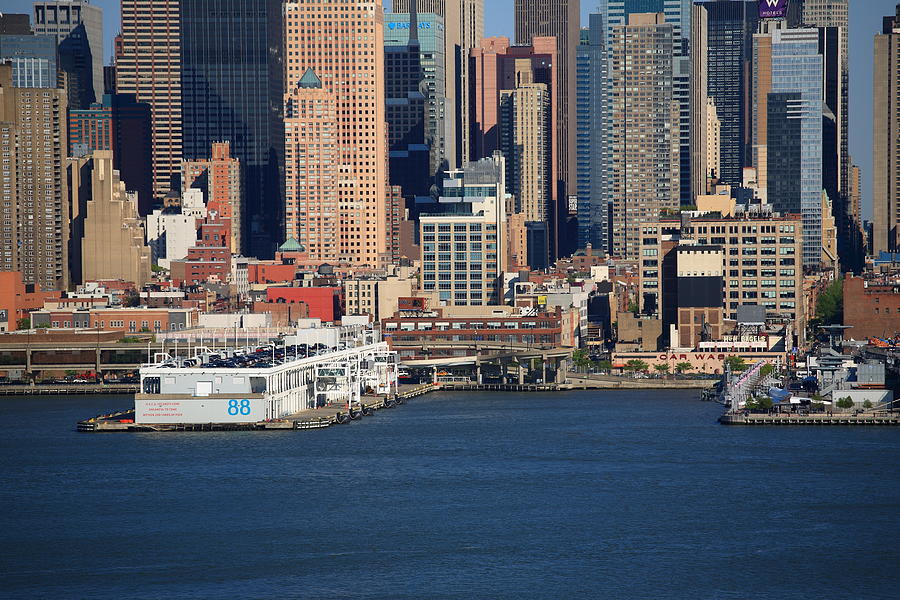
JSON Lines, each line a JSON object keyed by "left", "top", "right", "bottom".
{"left": 758, "top": 0, "right": 788, "bottom": 19}
{"left": 135, "top": 398, "right": 265, "bottom": 424}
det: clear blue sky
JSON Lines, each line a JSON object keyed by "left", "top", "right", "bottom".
{"left": 6, "top": 0, "right": 895, "bottom": 218}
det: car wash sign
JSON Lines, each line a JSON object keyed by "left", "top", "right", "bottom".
{"left": 759, "top": 0, "right": 789, "bottom": 19}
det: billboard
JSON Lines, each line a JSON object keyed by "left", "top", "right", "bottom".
{"left": 136, "top": 398, "right": 266, "bottom": 424}
{"left": 758, "top": 0, "right": 788, "bottom": 18}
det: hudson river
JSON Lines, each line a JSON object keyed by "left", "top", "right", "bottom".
{"left": 1, "top": 390, "right": 899, "bottom": 599}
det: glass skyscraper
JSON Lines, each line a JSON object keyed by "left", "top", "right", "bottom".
{"left": 575, "top": 13, "right": 609, "bottom": 252}
{"left": 0, "top": 35, "right": 57, "bottom": 89}
{"left": 180, "top": 0, "right": 284, "bottom": 258}
{"left": 769, "top": 28, "right": 823, "bottom": 269}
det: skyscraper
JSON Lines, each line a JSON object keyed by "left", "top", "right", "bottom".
{"left": 514, "top": 0, "right": 579, "bottom": 213}
{"left": 768, "top": 28, "right": 823, "bottom": 269}
{"left": 32, "top": 1, "right": 104, "bottom": 107}
{"left": 0, "top": 64, "right": 70, "bottom": 291}
{"left": 696, "top": 0, "right": 758, "bottom": 187}
{"left": 283, "top": 0, "right": 387, "bottom": 266}
{"left": 384, "top": 7, "right": 446, "bottom": 202}
{"left": 393, "top": 0, "right": 484, "bottom": 169}
{"left": 179, "top": 0, "right": 284, "bottom": 259}
{"left": 575, "top": 13, "right": 608, "bottom": 252}
{"left": 608, "top": 13, "right": 679, "bottom": 260}
{"left": 0, "top": 32, "right": 58, "bottom": 89}
{"left": 470, "top": 36, "right": 559, "bottom": 259}
{"left": 116, "top": 0, "right": 182, "bottom": 200}
{"left": 873, "top": 4, "right": 900, "bottom": 254}
{"left": 603, "top": 0, "right": 692, "bottom": 203}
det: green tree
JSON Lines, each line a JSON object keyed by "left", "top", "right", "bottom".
{"left": 654, "top": 364, "right": 670, "bottom": 376}
{"left": 725, "top": 356, "right": 748, "bottom": 373}
{"left": 627, "top": 301, "right": 639, "bottom": 315}
{"left": 571, "top": 349, "right": 592, "bottom": 369}
{"left": 624, "top": 359, "right": 649, "bottom": 373}
{"left": 863, "top": 399, "right": 874, "bottom": 410}
{"left": 675, "top": 362, "right": 693, "bottom": 374}
{"left": 815, "top": 279, "right": 844, "bottom": 325}
{"left": 760, "top": 364, "right": 776, "bottom": 377}
{"left": 596, "top": 359, "right": 612, "bottom": 373}
{"left": 835, "top": 397, "right": 854, "bottom": 410}
{"left": 16, "top": 317, "right": 30, "bottom": 330}
{"left": 757, "top": 397, "right": 774, "bottom": 410}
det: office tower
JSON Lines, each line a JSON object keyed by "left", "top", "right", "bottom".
{"left": 849, "top": 162, "right": 861, "bottom": 232}
{"left": 393, "top": 0, "right": 484, "bottom": 169}
{"left": 873, "top": 5, "right": 900, "bottom": 254}
{"left": 79, "top": 151, "right": 151, "bottom": 286}
{"left": 576, "top": 13, "right": 609, "bottom": 253}
{"left": 695, "top": 0, "right": 758, "bottom": 187}
{"left": 182, "top": 142, "right": 242, "bottom": 255}
{"left": 32, "top": 1, "right": 103, "bottom": 108}
{"left": 419, "top": 153, "right": 507, "bottom": 306}
{"left": 0, "top": 32, "right": 57, "bottom": 88}
{"left": 690, "top": 2, "right": 709, "bottom": 199}
{"left": 66, "top": 93, "right": 153, "bottom": 214}
{"left": 180, "top": 0, "right": 284, "bottom": 259}
{"left": 608, "top": 13, "right": 679, "bottom": 260}
{"left": 704, "top": 98, "right": 721, "bottom": 186}
{"left": 116, "top": 0, "right": 182, "bottom": 200}
{"left": 384, "top": 7, "right": 446, "bottom": 203}
{"left": 283, "top": 69, "right": 337, "bottom": 262}
{"left": 767, "top": 28, "right": 823, "bottom": 269}
{"left": 603, "top": 0, "right": 692, "bottom": 203}
{"left": 470, "top": 36, "right": 560, "bottom": 259}
{"left": 498, "top": 77, "right": 551, "bottom": 224}
{"left": 751, "top": 22, "right": 776, "bottom": 195}
{"left": 284, "top": 0, "right": 388, "bottom": 266}
{"left": 514, "top": 0, "right": 579, "bottom": 210}
{"left": 0, "top": 64, "right": 69, "bottom": 291}
{"left": 146, "top": 190, "right": 206, "bottom": 268}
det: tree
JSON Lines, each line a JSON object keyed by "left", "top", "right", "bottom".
{"left": 863, "top": 399, "right": 874, "bottom": 410}
{"left": 760, "top": 364, "right": 776, "bottom": 377}
{"left": 624, "top": 359, "right": 649, "bottom": 373}
{"left": 596, "top": 359, "right": 612, "bottom": 373}
{"left": 654, "top": 364, "right": 670, "bottom": 376}
{"left": 16, "top": 317, "right": 30, "bottom": 330}
{"left": 815, "top": 279, "right": 844, "bottom": 325}
{"left": 745, "top": 396, "right": 773, "bottom": 411}
{"left": 627, "top": 301, "right": 639, "bottom": 315}
{"left": 835, "top": 397, "right": 854, "bottom": 410}
{"left": 571, "top": 349, "right": 592, "bottom": 369}
{"left": 675, "top": 362, "right": 693, "bottom": 374}
{"left": 725, "top": 356, "right": 748, "bottom": 373}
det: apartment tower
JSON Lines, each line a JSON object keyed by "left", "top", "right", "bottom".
{"left": 116, "top": 0, "right": 182, "bottom": 200}
{"left": 608, "top": 13, "right": 679, "bottom": 260}
{"left": 182, "top": 142, "right": 242, "bottom": 255}
{"left": 0, "top": 64, "right": 69, "bottom": 291}
{"left": 283, "top": 1, "right": 387, "bottom": 266}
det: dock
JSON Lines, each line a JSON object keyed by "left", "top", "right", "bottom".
{"left": 77, "top": 384, "right": 438, "bottom": 432}
{"left": 719, "top": 411, "right": 900, "bottom": 426}
{"left": 0, "top": 383, "right": 138, "bottom": 396}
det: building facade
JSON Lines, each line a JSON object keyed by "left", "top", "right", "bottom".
{"left": 608, "top": 13, "right": 679, "bottom": 260}
{"left": 0, "top": 64, "right": 69, "bottom": 291}
{"left": 873, "top": 5, "right": 900, "bottom": 254}
{"left": 0, "top": 33, "right": 58, "bottom": 89}
{"left": 32, "top": 0, "right": 104, "bottom": 108}
{"left": 179, "top": 0, "right": 283, "bottom": 259}
{"left": 116, "top": 0, "right": 182, "bottom": 200}
{"left": 181, "top": 142, "right": 242, "bottom": 255}
{"left": 283, "top": 0, "right": 387, "bottom": 267}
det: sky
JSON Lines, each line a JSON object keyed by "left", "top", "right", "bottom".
{"left": 5, "top": 0, "right": 895, "bottom": 218}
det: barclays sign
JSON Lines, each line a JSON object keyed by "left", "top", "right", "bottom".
{"left": 388, "top": 21, "right": 434, "bottom": 30}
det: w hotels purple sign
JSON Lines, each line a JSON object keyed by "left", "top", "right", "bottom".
{"left": 758, "top": 0, "right": 789, "bottom": 18}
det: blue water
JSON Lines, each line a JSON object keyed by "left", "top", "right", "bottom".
{"left": 1, "top": 390, "right": 898, "bottom": 599}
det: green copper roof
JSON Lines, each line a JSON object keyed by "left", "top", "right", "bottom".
{"left": 298, "top": 68, "right": 322, "bottom": 89}
{"left": 279, "top": 237, "right": 304, "bottom": 252}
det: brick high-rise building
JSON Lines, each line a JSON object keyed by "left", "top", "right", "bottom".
{"left": 283, "top": 0, "right": 388, "bottom": 266}
{"left": 182, "top": 142, "right": 242, "bottom": 255}
{"left": 393, "top": 0, "right": 484, "bottom": 169}
{"left": 116, "top": 0, "right": 182, "bottom": 200}
{"left": 873, "top": 4, "right": 900, "bottom": 255}
{"left": 608, "top": 13, "right": 679, "bottom": 261}
{"left": 0, "top": 64, "right": 70, "bottom": 291}
{"left": 514, "top": 0, "right": 579, "bottom": 212}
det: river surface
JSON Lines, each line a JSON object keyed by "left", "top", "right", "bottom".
{"left": 0, "top": 390, "right": 898, "bottom": 599}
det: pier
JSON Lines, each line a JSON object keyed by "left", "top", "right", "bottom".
{"left": 720, "top": 412, "right": 900, "bottom": 426}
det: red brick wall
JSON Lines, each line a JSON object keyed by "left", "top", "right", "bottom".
{"left": 843, "top": 275, "right": 900, "bottom": 339}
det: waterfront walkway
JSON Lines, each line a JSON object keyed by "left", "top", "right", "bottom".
{"left": 720, "top": 412, "right": 900, "bottom": 426}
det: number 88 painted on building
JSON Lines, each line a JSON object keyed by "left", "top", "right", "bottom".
{"left": 228, "top": 399, "right": 252, "bottom": 416}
